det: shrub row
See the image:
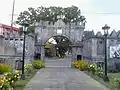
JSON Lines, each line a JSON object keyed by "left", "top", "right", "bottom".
{"left": 72, "top": 60, "right": 120, "bottom": 90}
{"left": 72, "top": 60, "right": 104, "bottom": 78}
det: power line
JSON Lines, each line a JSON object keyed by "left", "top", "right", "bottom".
{"left": 82, "top": 12, "right": 120, "bottom": 15}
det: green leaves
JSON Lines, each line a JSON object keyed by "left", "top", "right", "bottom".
{"left": 16, "top": 6, "right": 84, "bottom": 25}
{"left": 32, "top": 60, "right": 45, "bottom": 69}
{"left": 16, "top": 6, "right": 85, "bottom": 33}
{"left": 53, "top": 36, "right": 72, "bottom": 57}
{"left": 0, "top": 64, "right": 12, "bottom": 74}
{"left": 63, "top": 6, "right": 81, "bottom": 24}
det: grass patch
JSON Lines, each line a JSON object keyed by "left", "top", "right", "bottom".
{"left": 84, "top": 71, "right": 109, "bottom": 88}
{"left": 85, "top": 71, "right": 120, "bottom": 90}
{"left": 13, "top": 69, "right": 38, "bottom": 90}
{"left": 108, "top": 73, "right": 120, "bottom": 79}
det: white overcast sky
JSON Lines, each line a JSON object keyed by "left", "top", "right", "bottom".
{"left": 0, "top": 0, "right": 120, "bottom": 33}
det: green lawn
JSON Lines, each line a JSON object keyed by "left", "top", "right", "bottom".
{"left": 108, "top": 73, "right": 120, "bottom": 79}
{"left": 13, "top": 69, "right": 37, "bottom": 90}
{"left": 85, "top": 71, "right": 109, "bottom": 87}
{"left": 85, "top": 71, "right": 120, "bottom": 90}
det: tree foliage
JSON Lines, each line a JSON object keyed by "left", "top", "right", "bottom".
{"left": 53, "top": 36, "right": 72, "bottom": 57}
{"left": 16, "top": 5, "right": 86, "bottom": 33}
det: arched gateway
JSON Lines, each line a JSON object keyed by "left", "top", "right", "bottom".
{"left": 35, "top": 18, "right": 85, "bottom": 60}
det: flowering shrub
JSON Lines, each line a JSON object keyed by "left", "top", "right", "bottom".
{"left": 5, "top": 71, "right": 20, "bottom": 87}
{"left": 32, "top": 60, "right": 45, "bottom": 69}
{"left": 72, "top": 61, "right": 104, "bottom": 78}
{"left": 72, "top": 60, "right": 88, "bottom": 71}
{"left": 0, "top": 76, "right": 11, "bottom": 90}
{"left": 88, "top": 63, "right": 97, "bottom": 74}
{"left": 87, "top": 63, "right": 104, "bottom": 77}
{"left": 0, "top": 70, "right": 20, "bottom": 90}
{"left": 95, "top": 67, "right": 104, "bottom": 78}
{"left": 24, "top": 64, "right": 34, "bottom": 75}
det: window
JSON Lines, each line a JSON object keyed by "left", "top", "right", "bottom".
{"left": 57, "top": 29, "right": 62, "bottom": 34}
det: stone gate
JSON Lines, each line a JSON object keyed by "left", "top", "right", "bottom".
{"left": 35, "top": 18, "right": 85, "bottom": 60}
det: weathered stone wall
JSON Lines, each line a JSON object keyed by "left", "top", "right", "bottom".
{"left": 0, "top": 33, "right": 35, "bottom": 69}
{"left": 82, "top": 30, "right": 120, "bottom": 71}
{"left": 35, "top": 19, "right": 85, "bottom": 60}
{"left": 25, "top": 34, "right": 35, "bottom": 63}
{"left": 0, "top": 37, "right": 5, "bottom": 56}
{"left": 0, "top": 37, "right": 16, "bottom": 68}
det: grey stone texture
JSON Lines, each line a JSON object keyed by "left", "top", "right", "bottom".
{"left": 35, "top": 18, "right": 120, "bottom": 64}
{"left": 82, "top": 30, "right": 120, "bottom": 70}
{"left": 82, "top": 30, "right": 120, "bottom": 60}
{"left": 35, "top": 19, "right": 85, "bottom": 60}
{"left": 24, "top": 57, "right": 109, "bottom": 90}
{"left": 0, "top": 33, "right": 35, "bottom": 68}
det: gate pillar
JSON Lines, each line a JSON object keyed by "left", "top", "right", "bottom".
{"left": 71, "top": 42, "right": 83, "bottom": 61}
{"left": 40, "top": 45, "right": 45, "bottom": 60}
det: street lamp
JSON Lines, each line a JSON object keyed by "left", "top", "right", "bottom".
{"left": 21, "top": 22, "right": 29, "bottom": 80}
{"left": 102, "top": 24, "right": 110, "bottom": 82}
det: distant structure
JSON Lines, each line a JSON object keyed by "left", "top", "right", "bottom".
{"left": 0, "top": 24, "right": 35, "bottom": 68}
{"left": 0, "top": 23, "right": 20, "bottom": 38}
{"left": 35, "top": 17, "right": 85, "bottom": 60}
{"left": 35, "top": 18, "right": 120, "bottom": 66}
{"left": 1, "top": 21, "right": 120, "bottom": 70}
{"left": 82, "top": 30, "right": 120, "bottom": 60}
{"left": 82, "top": 30, "right": 120, "bottom": 70}
{"left": 0, "top": 23, "right": 20, "bottom": 66}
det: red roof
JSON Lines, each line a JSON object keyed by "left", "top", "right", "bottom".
{"left": 0, "top": 24, "right": 20, "bottom": 31}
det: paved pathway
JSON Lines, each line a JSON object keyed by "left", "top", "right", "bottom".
{"left": 24, "top": 57, "right": 109, "bottom": 90}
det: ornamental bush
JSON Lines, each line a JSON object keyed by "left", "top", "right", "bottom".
{"left": 88, "top": 63, "right": 97, "bottom": 74}
{"left": 87, "top": 63, "right": 104, "bottom": 77}
{"left": 24, "top": 64, "right": 34, "bottom": 75}
{"left": 0, "top": 63, "right": 12, "bottom": 74}
{"left": 0, "top": 70, "right": 20, "bottom": 90}
{"left": 72, "top": 60, "right": 88, "bottom": 71}
{"left": 32, "top": 60, "right": 45, "bottom": 69}
{"left": 4, "top": 71, "right": 20, "bottom": 87}
{"left": 0, "top": 76, "right": 11, "bottom": 90}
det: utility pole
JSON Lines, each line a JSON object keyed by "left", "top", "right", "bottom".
{"left": 11, "top": 0, "right": 15, "bottom": 27}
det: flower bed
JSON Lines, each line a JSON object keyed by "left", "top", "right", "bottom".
{"left": 0, "top": 59, "right": 45, "bottom": 90}
{"left": 72, "top": 60, "right": 88, "bottom": 71}
{"left": 0, "top": 71, "right": 20, "bottom": 90}
{"left": 13, "top": 60, "right": 45, "bottom": 90}
{"left": 72, "top": 60, "right": 120, "bottom": 90}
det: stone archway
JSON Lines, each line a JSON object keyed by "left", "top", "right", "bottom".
{"left": 35, "top": 18, "right": 85, "bottom": 60}
{"left": 44, "top": 35, "right": 73, "bottom": 57}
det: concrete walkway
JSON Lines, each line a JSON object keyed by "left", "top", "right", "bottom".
{"left": 24, "top": 57, "right": 109, "bottom": 90}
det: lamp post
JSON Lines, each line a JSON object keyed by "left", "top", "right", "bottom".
{"left": 102, "top": 24, "right": 110, "bottom": 82}
{"left": 21, "top": 22, "right": 29, "bottom": 80}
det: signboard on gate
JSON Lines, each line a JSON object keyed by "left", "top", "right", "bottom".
{"left": 110, "top": 45, "right": 120, "bottom": 58}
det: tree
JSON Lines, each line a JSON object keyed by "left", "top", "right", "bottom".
{"left": 16, "top": 7, "right": 37, "bottom": 33}
{"left": 16, "top": 7, "right": 37, "bottom": 25}
{"left": 16, "top": 6, "right": 85, "bottom": 33}
{"left": 63, "top": 5, "right": 81, "bottom": 24}
{"left": 53, "top": 36, "right": 72, "bottom": 57}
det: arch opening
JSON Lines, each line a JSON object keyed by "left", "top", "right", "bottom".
{"left": 45, "top": 35, "right": 72, "bottom": 58}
